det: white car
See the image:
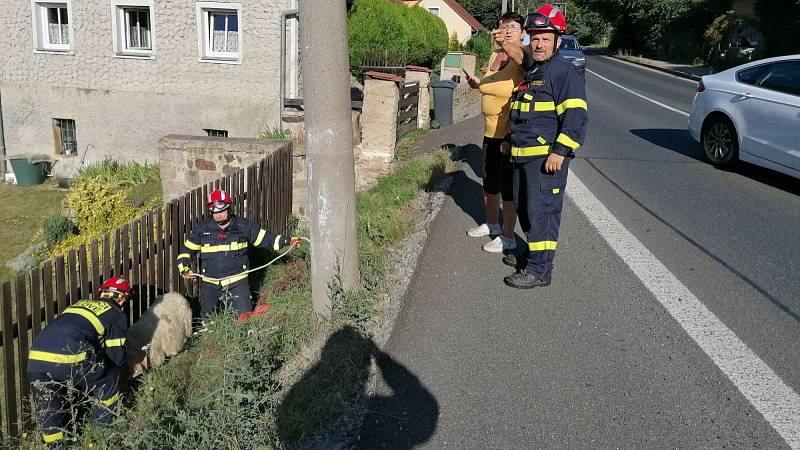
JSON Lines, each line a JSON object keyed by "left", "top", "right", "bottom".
{"left": 688, "top": 55, "right": 800, "bottom": 179}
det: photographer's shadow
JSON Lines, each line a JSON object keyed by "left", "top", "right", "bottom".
{"left": 276, "top": 326, "right": 438, "bottom": 449}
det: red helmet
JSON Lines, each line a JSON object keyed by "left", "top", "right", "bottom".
{"left": 524, "top": 4, "right": 567, "bottom": 35}
{"left": 208, "top": 189, "right": 232, "bottom": 213}
{"left": 98, "top": 276, "right": 131, "bottom": 300}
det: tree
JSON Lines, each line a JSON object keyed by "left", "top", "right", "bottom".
{"left": 458, "top": 0, "right": 502, "bottom": 30}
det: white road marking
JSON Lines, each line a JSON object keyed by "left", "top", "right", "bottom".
{"left": 567, "top": 172, "right": 800, "bottom": 449}
{"left": 586, "top": 69, "right": 691, "bottom": 117}
{"left": 595, "top": 54, "right": 700, "bottom": 85}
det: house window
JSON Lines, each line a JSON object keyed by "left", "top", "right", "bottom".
{"left": 31, "top": 1, "right": 73, "bottom": 52}
{"left": 205, "top": 129, "right": 228, "bottom": 137}
{"left": 112, "top": 1, "right": 154, "bottom": 57}
{"left": 53, "top": 119, "right": 77, "bottom": 155}
{"left": 427, "top": 7, "right": 440, "bottom": 17}
{"left": 196, "top": 2, "right": 242, "bottom": 63}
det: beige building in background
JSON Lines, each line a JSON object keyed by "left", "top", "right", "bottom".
{"left": 398, "top": 0, "right": 484, "bottom": 45}
{"left": 0, "top": 0, "right": 300, "bottom": 176}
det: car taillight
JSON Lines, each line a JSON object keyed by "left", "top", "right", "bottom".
{"left": 697, "top": 80, "right": 705, "bottom": 92}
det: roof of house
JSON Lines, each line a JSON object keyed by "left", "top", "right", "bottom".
{"left": 396, "top": 0, "right": 485, "bottom": 32}
{"left": 441, "top": 0, "right": 485, "bottom": 31}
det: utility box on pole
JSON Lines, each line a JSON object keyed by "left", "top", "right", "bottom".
{"left": 299, "top": 0, "right": 360, "bottom": 319}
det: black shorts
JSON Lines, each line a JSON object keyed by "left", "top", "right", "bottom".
{"left": 482, "top": 136, "right": 514, "bottom": 201}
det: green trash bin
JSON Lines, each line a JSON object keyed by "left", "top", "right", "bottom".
{"left": 9, "top": 158, "right": 46, "bottom": 186}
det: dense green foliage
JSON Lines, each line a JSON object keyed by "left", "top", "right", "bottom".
{"left": 348, "top": 0, "right": 448, "bottom": 77}
{"left": 465, "top": 32, "right": 493, "bottom": 68}
{"left": 753, "top": 0, "right": 800, "bottom": 57}
{"left": 74, "top": 159, "right": 160, "bottom": 187}
{"left": 42, "top": 214, "right": 75, "bottom": 245}
{"left": 458, "top": 0, "right": 502, "bottom": 30}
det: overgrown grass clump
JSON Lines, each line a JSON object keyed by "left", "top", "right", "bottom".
{"left": 14, "top": 148, "right": 453, "bottom": 449}
{"left": 74, "top": 159, "right": 160, "bottom": 187}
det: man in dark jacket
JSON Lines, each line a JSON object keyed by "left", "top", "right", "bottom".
{"left": 177, "top": 189, "right": 300, "bottom": 316}
{"left": 495, "top": 4, "right": 588, "bottom": 288}
{"left": 27, "top": 276, "right": 131, "bottom": 448}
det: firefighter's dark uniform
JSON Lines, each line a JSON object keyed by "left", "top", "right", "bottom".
{"left": 177, "top": 214, "right": 289, "bottom": 316}
{"left": 509, "top": 52, "right": 588, "bottom": 281}
{"left": 26, "top": 299, "right": 128, "bottom": 448}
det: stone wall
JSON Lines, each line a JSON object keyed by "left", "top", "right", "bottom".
{"left": 159, "top": 135, "right": 291, "bottom": 203}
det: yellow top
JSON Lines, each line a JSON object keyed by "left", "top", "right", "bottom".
{"left": 479, "top": 51, "right": 524, "bottom": 138}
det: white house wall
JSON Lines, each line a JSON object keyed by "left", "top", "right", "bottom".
{"left": 0, "top": 0, "right": 293, "bottom": 168}
{"left": 417, "top": 0, "right": 474, "bottom": 45}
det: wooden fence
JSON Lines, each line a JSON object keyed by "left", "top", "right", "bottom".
{"left": 396, "top": 81, "right": 420, "bottom": 139}
{"left": 0, "top": 144, "right": 293, "bottom": 439}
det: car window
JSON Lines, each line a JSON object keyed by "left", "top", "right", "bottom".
{"left": 757, "top": 61, "right": 800, "bottom": 96}
{"left": 559, "top": 39, "right": 579, "bottom": 50}
{"left": 737, "top": 64, "right": 769, "bottom": 85}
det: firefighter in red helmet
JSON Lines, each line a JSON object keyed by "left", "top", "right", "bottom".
{"left": 27, "top": 276, "right": 131, "bottom": 448}
{"left": 177, "top": 189, "right": 302, "bottom": 316}
{"left": 494, "top": 4, "right": 589, "bottom": 288}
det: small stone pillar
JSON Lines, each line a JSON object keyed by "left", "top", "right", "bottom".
{"left": 404, "top": 66, "right": 432, "bottom": 129}
{"left": 360, "top": 71, "right": 402, "bottom": 161}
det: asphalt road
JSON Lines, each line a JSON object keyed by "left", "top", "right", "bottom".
{"left": 356, "top": 55, "right": 800, "bottom": 449}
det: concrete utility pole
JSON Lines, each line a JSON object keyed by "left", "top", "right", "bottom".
{"left": 501, "top": 0, "right": 508, "bottom": 14}
{"left": 299, "top": 0, "right": 359, "bottom": 319}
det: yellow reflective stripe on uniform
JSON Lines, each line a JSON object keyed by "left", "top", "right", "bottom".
{"left": 552, "top": 188, "right": 560, "bottom": 194}
{"left": 519, "top": 103, "right": 530, "bottom": 112}
{"left": 523, "top": 93, "right": 533, "bottom": 101}
{"left": 536, "top": 136, "right": 547, "bottom": 145}
{"left": 105, "top": 338, "right": 126, "bottom": 348}
{"left": 184, "top": 240, "right": 201, "bottom": 251}
{"left": 28, "top": 350, "right": 88, "bottom": 364}
{"left": 101, "top": 392, "right": 119, "bottom": 407}
{"left": 511, "top": 145, "right": 550, "bottom": 157}
{"left": 200, "top": 242, "right": 248, "bottom": 253}
{"left": 273, "top": 235, "right": 283, "bottom": 251}
{"left": 63, "top": 307, "right": 105, "bottom": 336}
{"left": 177, "top": 253, "right": 191, "bottom": 260}
{"left": 529, "top": 241, "right": 558, "bottom": 251}
{"left": 534, "top": 101, "right": 556, "bottom": 111}
{"left": 556, "top": 133, "right": 581, "bottom": 150}
{"left": 555, "top": 98, "right": 588, "bottom": 115}
{"left": 202, "top": 272, "right": 248, "bottom": 286}
{"left": 43, "top": 431, "right": 65, "bottom": 443}
{"left": 253, "top": 229, "right": 267, "bottom": 247}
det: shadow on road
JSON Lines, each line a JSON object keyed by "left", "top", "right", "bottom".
{"left": 276, "top": 326, "right": 439, "bottom": 449}
{"left": 630, "top": 128, "right": 800, "bottom": 196}
{"left": 630, "top": 128, "right": 704, "bottom": 161}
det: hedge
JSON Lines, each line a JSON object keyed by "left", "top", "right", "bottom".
{"left": 348, "top": 0, "right": 448, "bottom": 78}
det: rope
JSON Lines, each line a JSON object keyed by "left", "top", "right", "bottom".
{"left": 185, "top": 237, "right": 310, "bottom": 284}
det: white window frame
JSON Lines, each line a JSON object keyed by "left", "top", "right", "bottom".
{"left": 111, "top": 0, "right": 156, "bottom": 58}
{"left": 196, "top": 2, "right": 242, "bottom": 64}
{"left": 31, "top": 0, "right": 74, "bottom": 53}
{"left": 427, "top": 7, "right": 440, "bottom": 17}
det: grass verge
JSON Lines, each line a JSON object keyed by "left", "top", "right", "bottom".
{"left": 0, "top": 180, "right": 66, "bottom": 284}
{"left": 8, "top": 148, "right": 454, "bottom": 449}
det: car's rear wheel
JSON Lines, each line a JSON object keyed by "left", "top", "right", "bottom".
{"left": 701, "top": 116, "right": 738, "bottom": 165}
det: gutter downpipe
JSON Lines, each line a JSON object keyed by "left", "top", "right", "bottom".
{"left": 280, "top": 8, "right": 300, "bottom": 131}
{"left": 0, "top": 87, "right": 6, "bottom": 176}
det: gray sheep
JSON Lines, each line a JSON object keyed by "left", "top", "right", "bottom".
{"left": 126, "top": 292, "right": 193, "bottom": 378}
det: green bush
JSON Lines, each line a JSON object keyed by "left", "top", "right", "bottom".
{"left": 465, "top": 32, "right": 492, "bottom": 69}
{"left": 448, "top": 31, "right": 462, "bottom": 51}
{"left": 348, "top": 0, "right": 448, "bottom": 78}
{"left": 42, "top": 214, "right": 75, "bottom": 244}
{"left": 753, "top": 0, "right": 800, "bottom": 58}
{"left": 75, "top": 159, "right": 160, "bottom": 187}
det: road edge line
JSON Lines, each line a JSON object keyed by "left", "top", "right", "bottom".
{"left": 567, "top": 170, "right": 800, "bottom": 449}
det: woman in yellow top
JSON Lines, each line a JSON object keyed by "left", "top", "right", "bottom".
{"left": 465, "top": 12, "right": 525, "bottom": 253}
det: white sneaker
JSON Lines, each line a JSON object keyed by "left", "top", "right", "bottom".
{"left": 467, "top": 223, "right": 501, "bottom": 237}
{"left": 482, "top": 235, "right": 517, "bottom": 253}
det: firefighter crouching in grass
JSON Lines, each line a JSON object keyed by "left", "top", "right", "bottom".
{"left": 27, "top": 276, "right": 131, "bottom": 449}
{"left": 177, "top": 189, "right": 303, "bottom": 316}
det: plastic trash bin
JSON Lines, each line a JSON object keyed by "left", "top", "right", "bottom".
{"left": 9, "top": 157, "right": 46, "bottom": 186}
{"left": 430, "top": 79, "right": 458, "bottom": 128}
